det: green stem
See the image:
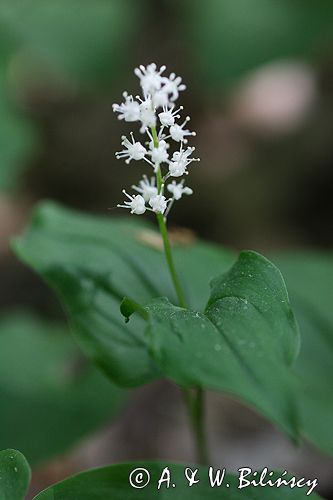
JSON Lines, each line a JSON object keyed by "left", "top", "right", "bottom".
{"left": 151, "top": 126, "right": 163, "bottom": 192}
{"left": 151, "top": 125, "right": 159, "bottom": 148}
{"left": 156, "top": 212, "right": 186, "bottom": 308}
{"left": 182, "top": 387, "right": 209, "bottom": 465}
{"left": 150, "top": 125, "right": 208, "bottom": 464}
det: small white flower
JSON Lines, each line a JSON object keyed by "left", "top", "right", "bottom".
{"left": 134, "top": 63, "right": 166, "bottom": 96}
{"left": 149, "top": 194, "right": 168, "bottom": 214}
{"left": 152, "top": 88, "right": 169, "bottom": 108}
{"left": 139, "top": 97, "right": 156, "bottom": 132}
{"left": 162, "top": 72, "right": 186, "bottom": 101}
{"left": 132, "top": 175, "right": 158, "bottom": 202}
{"left": 112, "top": 92, "right": 140, "bottom": 122}
{"left": 149, "top": 139, "right": 169, "bottom": 167}
{"left": 168, "top": 146, "right": 200, "bottom": 177}
{"left": 167, "top": 180, "right": 193, "bottom": 200}
{"left": 117, "top": 190, "right": 146, "bottom": 215}
{"left": 168, "top": 160, "right": 186, "bottom": 177}
{"left": 115, "top": 133, "right": 147, "bottom": 164}
{"left": 158, "top": 105, "right": 183, "bottom": 127}
{"left": 170, "top": 116, "right": 196, "bottom": 143}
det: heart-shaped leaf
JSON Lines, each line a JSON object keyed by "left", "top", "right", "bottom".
{"left": 12, "top": 202, "right": 333, "bottom": 455}
{"left": 13, "top": 202, "right": 234, "bottom": 388}
{"left": 13, "top": 203, "right": 300, "bottom": 440}
{"left": 0, "top": 449, "right": 31, "bottom": 500}
{"left": 124, "top": 251, "right": 300, "bottom": 440}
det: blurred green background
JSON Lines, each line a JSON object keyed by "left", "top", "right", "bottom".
{"left": 0, "top": 0, "right": 332, "bottom": 498}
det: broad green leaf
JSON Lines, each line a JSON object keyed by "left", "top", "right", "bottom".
{"left": 207, "top": 252, "right": 300, "bottom": 365}
{"left": 0, "top": 312, "right": 124, "bottom": 465}
{"left": 13, "top": 203, "right": 299, "bottom": 439}
{"left": 0, "top": 449, "right": 30, "bottom": 500}
{"left": 183, "top": 0, "right": 333, "bottom": 87}
{"left": 125, "top": 252, "right": 300, "bottom": 440}
{"left": 33, "top": 461, "right": 321, "bottom": 499}
{"left": 12, "top": 202, "right": 333, "bottom": 454}
{"left": 13, "top": 202, "right": 234, "bottom": 387}
{"left": 272, "top": 253, "right": 333, "bottom": 456}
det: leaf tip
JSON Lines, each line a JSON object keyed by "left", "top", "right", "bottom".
{"left": 120, "top": 297, "right": 148, "bottom": 322}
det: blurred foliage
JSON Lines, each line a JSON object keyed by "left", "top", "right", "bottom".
{"left": 274, "top": 253, "right": 333, "bottom": 456}
{"left": 0, "top": 312, "right": 125, "bottom": 465}
{"left": 183, "top": 0, "right": 333, "bottom": 87}
{"left": 1, "top": 0, "right": 333, "bottom": 199}
{"left": 0, "top": 23, "right": 37, "bottom": 191}
{"left": 0, "top": 0, "right": 141, "bottom": 86}
{"left": 0, "top": 93, "right": 36, "bottom": 191}
{"left": 0, "top": 0, "right": 143, "bottom": 192}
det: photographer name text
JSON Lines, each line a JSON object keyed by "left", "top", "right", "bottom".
{"left": 129, "top": 466, "right": 318, "bottom": 496}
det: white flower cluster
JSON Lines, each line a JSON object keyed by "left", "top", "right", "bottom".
{"left": 113, "top": 63, "right": 199, "bottom": 216}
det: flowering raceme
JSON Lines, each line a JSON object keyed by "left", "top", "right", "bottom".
{"left": 113, "top": 63, "right": 199, "bottom": 216}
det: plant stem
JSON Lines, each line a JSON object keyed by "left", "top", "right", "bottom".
{"left": 156, "top": 208, "right": 209, "bottom": 464}
{"left": 151, "top": 125, "right": 209, "bottom": 464}
{"left": 156, "top": 212, "right": 186, "bottom": 308}
{"left": 152, "top": 124, "right": 186, "bottom": 307}
{"left": 182, "top": 387, "right": 209, "bottom": 465}
{"left": 151, "top": 126, "right": 164, "bottom": 192}
{"left": 151, "top": 125, "right": 159, "bottom": 148}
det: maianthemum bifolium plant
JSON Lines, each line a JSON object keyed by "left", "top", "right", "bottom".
{"left": 5, "top": 64, "right": 326, "bottom": 499}
{"left": 112, "top": 63, "right": 298, "bottom": 464}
